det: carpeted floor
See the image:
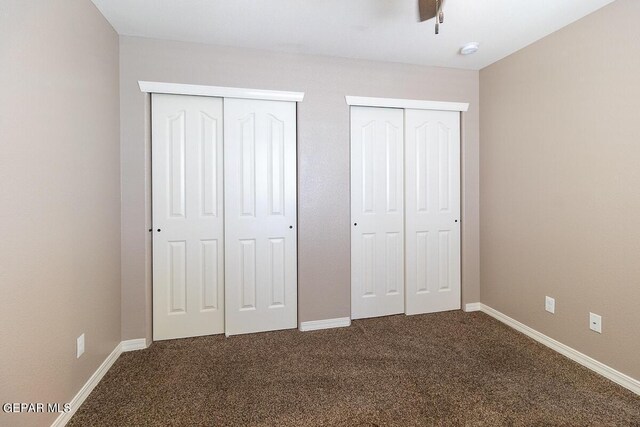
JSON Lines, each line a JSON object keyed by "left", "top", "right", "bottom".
{"left": 69, "top": 312, "right": 640, "bottom": 426}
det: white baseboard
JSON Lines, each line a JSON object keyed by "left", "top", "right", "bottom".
{"left": 479, "top": 303, "right": 640, "bottom": 396}
{"left": 51, "top": 304, "right": 639, "bottom": 427}
{"left": 121, "top": 338, "right": 148, "bottom": 352}
{"left": 464, "top": 302, "right": 481, "bottom": 312}
{"left": 299, "top": 317, "right": 351, "bottom": 332}
{"left": 51, "top": 338, "right": 148, "bottom": 427}
{"left": 51, "top": 344, "right": 121, "bottom": 427}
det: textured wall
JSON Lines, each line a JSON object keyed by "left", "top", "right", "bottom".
{"left": 0, "top": 1, "right": 121, "bottom": 426}
{"left": 119, "top": 37, "right": 480, "bottom": 341}
{"left": 480, "top": 0, "right": 640, "bottom": 379}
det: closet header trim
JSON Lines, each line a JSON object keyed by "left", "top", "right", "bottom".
{"left": 139, "top": 81, "right": 305, "bottom": 102}
{"left": 345, "top": 96, "right": 468, "bottom": 112}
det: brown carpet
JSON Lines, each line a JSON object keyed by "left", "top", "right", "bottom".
{"left": 69, "top": 312, "right": 640, "bottom": 426}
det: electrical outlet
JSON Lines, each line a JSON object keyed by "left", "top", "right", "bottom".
{"left": 589, "top": 313, "right": 602, "bottom": 333}
{"left": 545, "top": 296, "right": 555, "bottom": 314}
{"left": 77, "top": 334, "right": 85, "bottom": 358}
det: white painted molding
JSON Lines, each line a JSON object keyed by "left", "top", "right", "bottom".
{"left": 50, "top": 302, "right": 640, "bottom": 427}
{"left": 51, "top": 344, "right": 122, "bottom": 427}
{"left": 139, "top": 81, "right": 305, "bottom": 102}
{"left": 464, "top": 302, "right": 482, "bottom": 312}
{"left": 345, "top": 96, "right": 469, "bottom": 112}
{"left": 121, "top": 338, "right": 148, "bottom": 352}
{"left": 51, "top": 338, "right": 149, "bottom": 426}
{"left": 479, "top": 304, "right": 640, "bottom": 396}
{"left": 299, "top": 317, "right": 351, "bottom": 332}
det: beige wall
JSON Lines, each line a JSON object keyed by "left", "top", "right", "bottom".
{"left": 0, "top": 1, "right": 121, "bottom": 426}
{"left": 119, "top": 36, "right": 480, "bottom": 341}
{"left": 480, "top": 0, "right": 640, "bottom": 380}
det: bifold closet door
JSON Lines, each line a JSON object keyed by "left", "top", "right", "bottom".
{"left": 224, "top": 98, "right": 297, "bottom": 336}
{"left": 152, "top": 94, "right": 225, "bottom": 340}
{"left": 405, "top": 109, "right": 461, "bottom": 315}
{"left": 350, "top": 106, "right": 405, "bottom": 319}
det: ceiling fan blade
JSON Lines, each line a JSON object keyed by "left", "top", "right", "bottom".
{"left": 418, "top": 0, "right": 437, "bottom": 22}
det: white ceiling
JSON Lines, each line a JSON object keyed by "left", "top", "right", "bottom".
{"left": 91, "top": 0, "right": 615, "bottom": 70}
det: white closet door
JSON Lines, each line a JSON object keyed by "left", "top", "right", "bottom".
{"left": 152, "top": 94, "right": 225, "bottom": 340}
{"left": 224, "top": 98, "right": 297, "bottom": 336}
{"left": 405, "top": 109, "right": 461, "bottom": 315}
{"left": 350, "top": 106, "right": 405, "bottom": 319}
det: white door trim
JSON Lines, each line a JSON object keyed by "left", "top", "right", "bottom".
{"left": 345, "top": 96, "right": 468, "bottom": 112}
{"left": 139, "top": 81, "right": 305, "bottom": 102}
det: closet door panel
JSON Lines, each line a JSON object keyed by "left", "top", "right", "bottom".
{"left": 224, "top": 98, "right": 297, "bottom": 336}
{"left": 351, "top": 106, "right": 405, "bottom": 319}
{"left": 152, "top": 94, "right": 225, "bottom": 340}
{"left": 405, "top": 109, "right": 461, "bottom": 315}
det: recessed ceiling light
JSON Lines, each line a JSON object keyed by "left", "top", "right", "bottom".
{"left": 460, "top": 42, "right": 480, "bottom": 56}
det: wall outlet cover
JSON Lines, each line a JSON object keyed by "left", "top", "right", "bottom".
{"left": 77, "top": 333, "right": 85, "bottom": 358}
{"left": 545, "top": 296, "right": 555, "bottom": 314}
{"left": 589, "top": 313, "right": 602, "bottom": 333}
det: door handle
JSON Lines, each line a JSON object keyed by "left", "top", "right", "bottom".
{"left": 289, "top": 225, "right": 293, "bottom": 229}
{"left": 354, "top": 223, "right": 358, "bottom": 226}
